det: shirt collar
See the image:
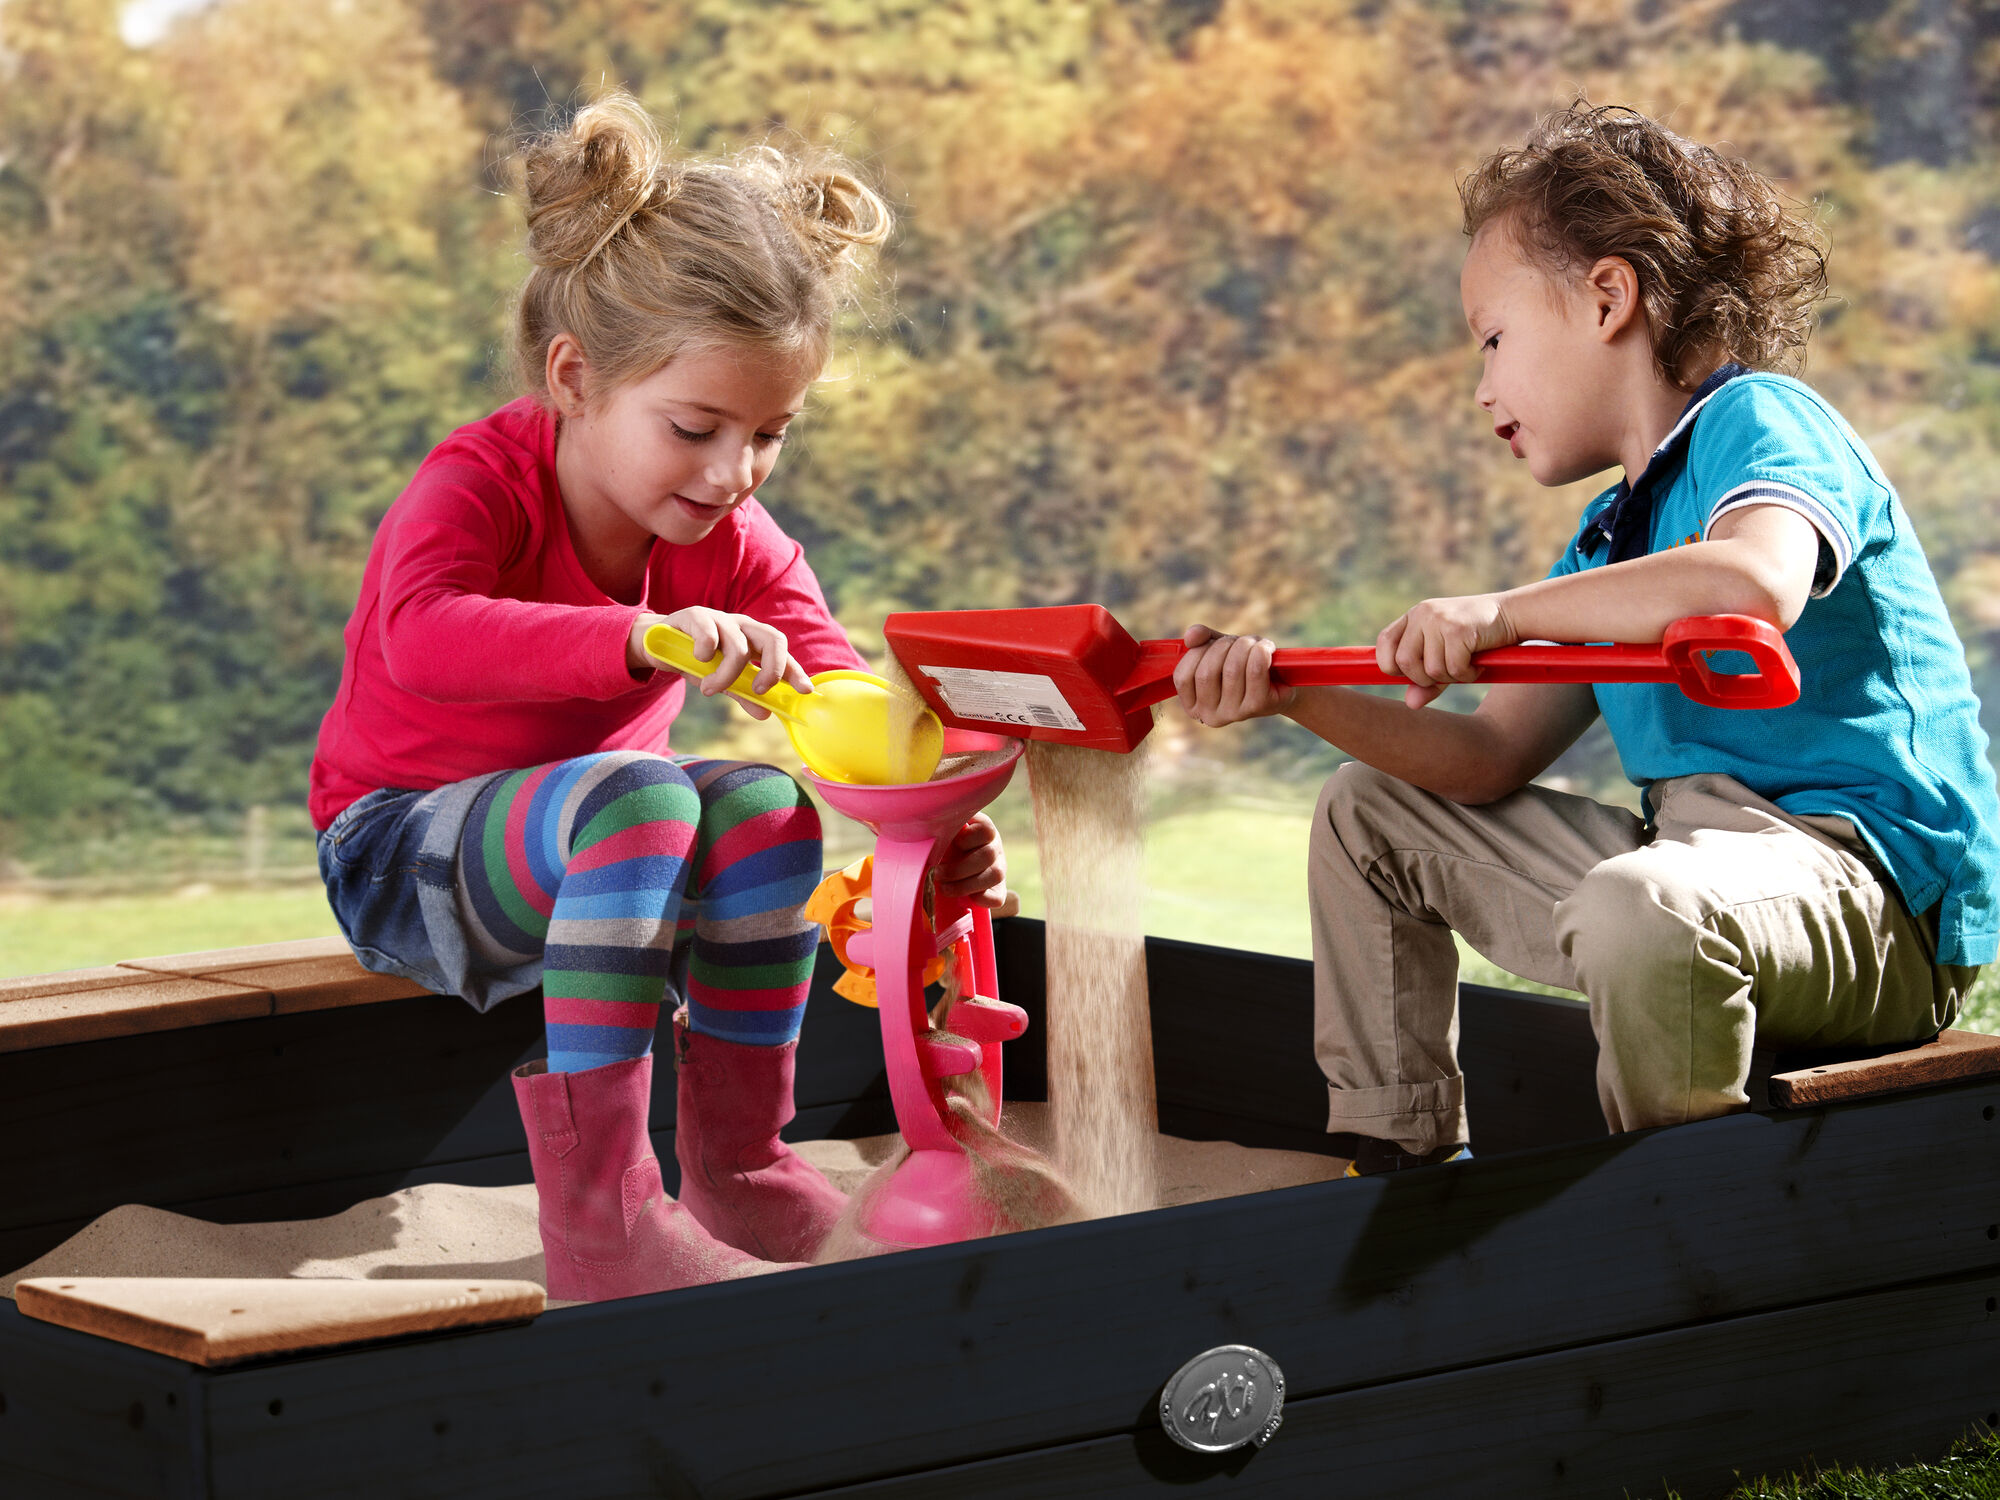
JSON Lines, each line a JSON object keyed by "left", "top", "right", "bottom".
{"left": 1586, "top": 361, "right": 1753, "bottom": 562}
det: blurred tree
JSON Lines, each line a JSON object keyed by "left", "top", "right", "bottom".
{"left": 1, "top": 0, "right": 193, "bottom": 846}
{"left": 2, "top": 0, "right": 1996, "bottom": 866}
{"left": 0, "top": 0, "right": 503, "bottom": 862}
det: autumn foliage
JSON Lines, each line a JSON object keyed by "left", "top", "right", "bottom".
{"left": 3, "top": 0, "right": 1998, "bottom": 859}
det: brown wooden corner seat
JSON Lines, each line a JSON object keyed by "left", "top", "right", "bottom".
{"left": 0, "top": 937, "right": 431, "bottom": 1053}
{"left": 1763, "top": 1027, "right": 2000, "bottom": 1108}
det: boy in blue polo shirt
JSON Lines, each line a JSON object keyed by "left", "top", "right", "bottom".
{"left": 1175, "top": 102, "right": 1999, "bottom": 1172}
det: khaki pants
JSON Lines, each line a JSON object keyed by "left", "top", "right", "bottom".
{"left": 1309, "top": 764, "right": 1981, "bottom": 1153}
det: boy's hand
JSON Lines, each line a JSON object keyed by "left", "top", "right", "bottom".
{"left": 1173, "top": 625, "right": 1297, "bottom": 728}
{"left": 1377, "top": 593, "right": 1519, "bottom": 709}
{"left": 938, "top": 813, "right": 1011, "bottom": 910}
{"left": 627, "top": 608, "right": 815, "bottom": 718}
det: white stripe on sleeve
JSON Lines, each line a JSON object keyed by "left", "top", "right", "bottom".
{"left": 1704, "top": 481, "right": 1855, "bottom": 597}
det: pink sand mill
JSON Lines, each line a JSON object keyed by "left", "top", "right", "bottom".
{"left": 804, "top": 730, "right": 1031, "bottom": 1249}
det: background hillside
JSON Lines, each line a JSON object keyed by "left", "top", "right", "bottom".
{"left": 3, "top": 0, "right": 1997, "bottom": 937}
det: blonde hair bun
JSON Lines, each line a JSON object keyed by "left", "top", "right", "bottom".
{"left": 520, "top": 92, "right": 669, "bottom": 276}
{"left": 511, "top": 88, "right": 893, "bottom": 399}
{"left": 740, "top": 147, "right": 892, "bottom": 273}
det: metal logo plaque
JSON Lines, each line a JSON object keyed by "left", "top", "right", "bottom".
{"left": 1159, "top": 1344, "right": 1285, "bottom": 1454}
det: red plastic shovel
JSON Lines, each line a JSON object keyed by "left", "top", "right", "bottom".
{"left": 884, "top": 606, "right": 1800, "bottom": 754}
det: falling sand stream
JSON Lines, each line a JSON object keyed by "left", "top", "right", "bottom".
{"left": 1024, "top": 737, "right": 1159, "bottom": 1216}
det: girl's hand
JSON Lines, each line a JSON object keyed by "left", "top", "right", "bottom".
{"left": 1172, "top": 624, "right": 1296, "bottom": 728}
{"left": 628, "top": 607, "right": 815, "bottom": 719}
{"left": 938, "top": 813, "right": 1010, "bottom": 910}
{"left": 1376, "top": 593, "right": 1518, "bottom": 709}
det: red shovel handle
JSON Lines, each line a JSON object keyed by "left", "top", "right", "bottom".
{"left": 1246, "top": 614, "right": 1798, "bottom": 710}
{"left": 1659, "top": 615, "right": 1801, "bottom": 709}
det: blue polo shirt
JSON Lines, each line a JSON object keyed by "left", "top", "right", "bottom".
{"left": 1550, "top": 368, "right": 2000, "bottom": 966}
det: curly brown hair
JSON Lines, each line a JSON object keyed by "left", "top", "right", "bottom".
{"left": 1458, "top": 101, "right": 1829, "bottom": 390}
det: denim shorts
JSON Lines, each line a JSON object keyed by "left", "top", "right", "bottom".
{"left": 316, "top": 772, "right": 539, "bottom": 1012}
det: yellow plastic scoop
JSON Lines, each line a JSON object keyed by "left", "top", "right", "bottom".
{"left": 642, "top": 624, "right": 944, "bottom": 786}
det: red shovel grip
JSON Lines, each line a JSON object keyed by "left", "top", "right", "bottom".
{"left": 1659, "top": 615, "right": 1801, "bottom": 709}
{"left": 1246, "top": 614, "right": 1798, "bottom": 709}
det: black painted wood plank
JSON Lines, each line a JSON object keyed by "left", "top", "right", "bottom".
{"left": 0, "top": 946, "right": 887, "bottom": 1243}
{"left": 1008, "top": 922, "right": 1608, "bottom": 1155}
{"left": 803, "top": 1267, "right": 2000, "bottom": 1500}
{"left": 180, "top": 1082, "right": 2000, "bottom": 1500}
{"left": 0, "top": 992, "right": 545, "bottom": 1238}
{"left": 1136, "top": 935, "right": 1332, "bottom": 1137}
{"left": 0, "top": 1300, "right": 205, "bottom": 1500}
{"left": 989, "top": 916, "right": 1048, "bottom": 1101}
{"left": 1455, "top": 984, "right": 1606, "bottom": 1151}
{"left": 776, "top": 947, "right": 902, "bottom": 1113}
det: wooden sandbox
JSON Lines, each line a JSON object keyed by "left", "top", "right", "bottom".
{"left": 2, "top": 922, "right": 1998, "bottom": 1498}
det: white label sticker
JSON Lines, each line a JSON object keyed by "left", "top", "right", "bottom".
{"left": 919, "top": 665, "right": 1086, "bottom": 732}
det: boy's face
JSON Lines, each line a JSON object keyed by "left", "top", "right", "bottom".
{"left": 1460, "top": 223, "right": 1624, "bottom": 487}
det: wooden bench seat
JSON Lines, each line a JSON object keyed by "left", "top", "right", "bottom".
{"left": 1766, "top": 1028, "right": 2000, "bottom": 1107}
{"left": 0, "top": 938, "right": 429, "bottom": 1053}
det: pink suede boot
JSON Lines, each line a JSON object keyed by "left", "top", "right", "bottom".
{"left": 673, "top": 1011, "right": 848, "bottom": 1262}
{"left": 512, "top": 1055, "right": 798, "bottom": 1302}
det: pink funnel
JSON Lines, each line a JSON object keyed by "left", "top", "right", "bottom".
{"left": 804, "top": 730, "right": 1028, "bottom": 1249}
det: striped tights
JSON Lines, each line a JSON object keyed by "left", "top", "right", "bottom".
{"left": 454, "top": 751, "right": 823, "bottom": 1073}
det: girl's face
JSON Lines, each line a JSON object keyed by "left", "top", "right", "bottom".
{"left": 560, "top": 344, "right": 813, "bottom": 547}
{"left": 1460, "top": 224, "right": 1624, "bottom": 487}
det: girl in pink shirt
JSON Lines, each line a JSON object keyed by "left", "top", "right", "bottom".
{"left": 311, "top": 92, "right": 1006, "bottom": 1300}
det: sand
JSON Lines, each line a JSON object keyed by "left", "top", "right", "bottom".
{"left": 1027, "top": 739, "right": 1160, "bottom": 1217}
{"left": 2, "top": 1181, "right": 550, "bottom": 1301}
{"left": 798, "top": 1102, "right": 1341, "bottom": 1210}
{"left": 4, "top": 1114, "right": 1342, "bottom": 1302}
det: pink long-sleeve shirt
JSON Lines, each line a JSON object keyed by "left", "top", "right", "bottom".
{"left": 309, "top": 398, "right": 864, "bottom": 829}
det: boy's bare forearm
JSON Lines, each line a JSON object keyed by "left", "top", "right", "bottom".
{"left": 1502, "top": 534, "right": 1807, "bottom": 642}
{"left": 1281, "top": 686, "right": 1532, "bottom": 803}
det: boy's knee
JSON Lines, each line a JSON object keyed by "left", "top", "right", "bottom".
{"left": 560, "top": 753, "right": 701, "bottom": 858}
{"left": 1314, "top": 761, "right": 1440, "bottom": 875}
{"left": 1556, "top": 855, "right": 1700, "bottom": 979}
{"left": 1315, "top": 760, "right": 1404, "bottom": 844}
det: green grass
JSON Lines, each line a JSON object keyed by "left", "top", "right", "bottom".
{"left": 0, "top": 885, "right": 340, "bottom": 978}
{"left": 1682, "top": 1430, "right": 2000, "bottom": 1498}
